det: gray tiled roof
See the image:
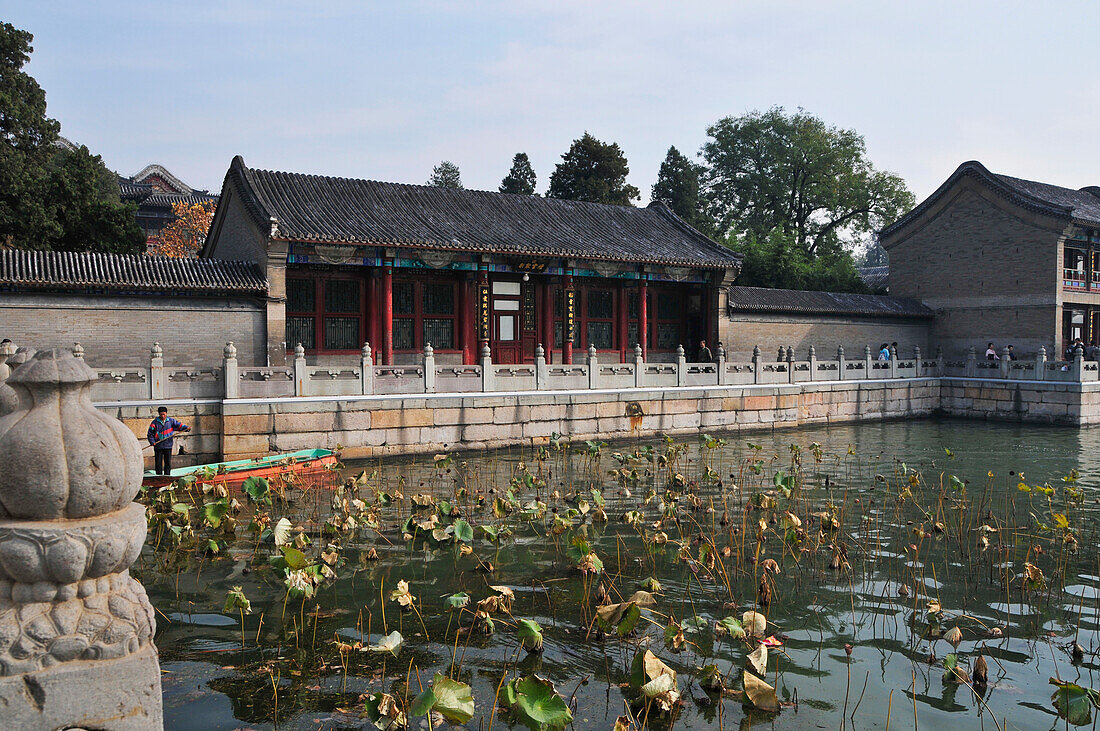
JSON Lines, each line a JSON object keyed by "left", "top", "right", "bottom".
{"left": 0, "top": 249, "right": 266, "bottom": 295}
{"left": 141, "top": 191, "right": 218, "bottom": 209}
{"left": 882, "top": 161, "right": 1100, "bottom": 240}
{"left": 727, "top": 286, "right": 932, "bottom": 318}
{"left": 857, "top": 265, "right": 889, "bottom": 291}
{"left": 994, "top": 174, "right": 1100, "bottom": 227}
{"left": 216, "top": 156, "right": 742, "bottom": 269}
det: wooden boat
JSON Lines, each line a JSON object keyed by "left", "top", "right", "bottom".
{"left": 142, "top": 448, "right": 338, "bottom": 489}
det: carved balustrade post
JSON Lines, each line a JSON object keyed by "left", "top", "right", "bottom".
{"left": 149, "top": 343, "right": 165, "bottom": 400}
{"left": 752, "top": 345, "right": 762, "bottom": 384}
{"left": 423, "top": 343, "right": 436, "bottom": 393}
{"left": 966, "top": 347, "right": 977, "bottom": 378}
{"left": 633, "top": 344, "right": 644, "bottom": 388}
{"left": 836, "top": 345, "right": 846, "bottom": 381}
{"left": 535, "top": 344, "right": 547, "bottom": 390}
{"left": 864, "top": 345, "right": 873, "bottom": 380}
{"left": 807, "top": 345, "right": 817, "bottom": 382}
{"left": 360, "top": 343, "right": 374, "bottom": 395}
{"left": 715, "top": 342, "right": 726, "bottom": 385}
{"left": 676, "top": 344, "right": 686, "bottom": 387}
{"left": 293, "top": 343, "right": 308, "bottom": 397}
{"left": 222, "top": 342, "right": 239, "bottom": 398}
{"left": 1035, "top": 346, "right": 1047, "bottom": 382}
{"left": 0, "top": 349, "right": 162, "bottom": 728}
{"left": 913, "top": 346, "right": 922, "bottom": 377}
{"left": 588, "top": 344, "right": 599, "bottom": 389}
{"left": 480, "top": 343, "right": 494, "bottom": 392}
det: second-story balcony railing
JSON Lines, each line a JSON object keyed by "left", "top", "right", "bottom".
{"left": 1064, "top": 268, "right": 1087, "bottom": 289}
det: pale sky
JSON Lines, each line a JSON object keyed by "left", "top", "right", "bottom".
{"left": 7, "top": 1, "right": 1100, "bottom": 204}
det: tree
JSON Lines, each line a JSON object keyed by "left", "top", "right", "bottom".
{"left": 150, "top": 199, "right": 216, "bottom": 258}
{"left": 701, "top": 107, "right": 914, "bottom": 266}
{"left": 547, "top": 132, "right": 639, "bottom": 206}
{"left": 0, "top": 22, "right": 61, "bottom": 248}
{"left": 428, "top": 161, "right": 463, "bottom": 189}
{"left": 0, "top": 22, "right": 144, "bottom": 253}
{"left": 45, "top": 145, "right": 145, "bottom": 254}
{"left": 499, "top": 152, "right": 536, "bottom": 195}
{"left": 651, "top": 146, "right": 709, "bottom": 233}
{"left": 734, "top": 228, "right": 868, "bottom": 293}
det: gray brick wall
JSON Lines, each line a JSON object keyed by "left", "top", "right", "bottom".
{"left": 0, "top": 293, "right": 266, "bottom": 367}
{"left": 720, "top": 313, "right": 931, "bottom": 360}
{"left": 885, "top": 181, "right": 1066, "bottom": 357}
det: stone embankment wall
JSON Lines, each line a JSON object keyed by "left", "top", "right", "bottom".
{"left": 939, "top": 378, "right": 1100, "bottom": 425}
{"left": 94, "top": 376, "right": 1100, "bottom": 467}
{"left": 102, "top": 379, "right": 941, "bottom": 465}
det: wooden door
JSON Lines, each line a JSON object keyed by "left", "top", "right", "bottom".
{"left": 491, "top": 280, "right": 522, "bottom": 364}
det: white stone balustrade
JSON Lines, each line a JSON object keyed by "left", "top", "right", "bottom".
{"left": 65, "top": 339, "right": 1100, "bottom": 404}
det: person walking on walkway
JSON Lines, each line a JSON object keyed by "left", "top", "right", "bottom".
{"left": 878, "top": 343, "right": 890, "bottom": 361}
{"left": 697, "top": 340, "right": 713, "bottom": 363}
{"left": 148, "top": 406, "right": 190, "bottom": 476}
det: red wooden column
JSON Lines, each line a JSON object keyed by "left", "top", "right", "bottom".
{"left": 459, "top": 276, "right": 473, "bottom": 365}
{"left": 367, "top": 269, "right": 379, "bottom": 352}
{"left": 639, "top": 276, "right": 649, "bottom": 361}
{"left": 381, "top": 259, "right": 393, "bottom": 365}
{"left": 617, "top": 282, "right": 628, "bottom": 362}
{"left": 562, "top": 269, "right": 575, "bottom": 365}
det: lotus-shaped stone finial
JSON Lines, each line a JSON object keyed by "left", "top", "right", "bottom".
{"left": 0, "top": 349, "right": 142, "bottom": 520}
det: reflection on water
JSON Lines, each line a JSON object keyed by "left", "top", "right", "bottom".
{"left": 141, "top": 418, "right": 1100, "bottom": 730}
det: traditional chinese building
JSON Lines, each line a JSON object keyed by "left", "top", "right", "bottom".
{"left": 203, "top": 156, "right": 743, "bottom": 366}
{"left": 118, "top": 164, "right": 218, "bottom": 241}
{"left": 882, "top": 160, "right": 1100, "bottom": 357}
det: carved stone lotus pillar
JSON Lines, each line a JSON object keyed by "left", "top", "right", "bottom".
{"left": 0, "top": 349, "right": 162, "bottom": 728}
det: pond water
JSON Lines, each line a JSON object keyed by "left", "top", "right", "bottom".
{"left": 139, "top": 418, "right": 1100, "bottom": 730}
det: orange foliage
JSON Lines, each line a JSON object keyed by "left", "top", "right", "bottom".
{"left": 149, "top": 200, "right": 216, "bottom": 258}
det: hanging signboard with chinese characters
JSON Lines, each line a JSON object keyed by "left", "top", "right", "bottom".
{"left": 565, "top": 288, "right": 576, "bottom": 342}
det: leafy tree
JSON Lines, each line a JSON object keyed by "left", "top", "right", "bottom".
{"left": 734, "top": 228, "right": 868, "bottom": 293}
{"left": 45, "top": 145, "right": 145, "bottom": 254}
{"left": 701, "top": 107, "right": 913, "bottom": 282}
{"left": 428, "top": 161, "right": 463, "bottom": 189}
{"left": 547, "top": 132, "right": 639, "bottom": 206}
{"left": 0, "top": 22, "right": 61, "bottom": 248}
{"left": 651, "top": 145, "right": 709, "bottom": 233}
{"left": 150, "top": 199, "right": 216, "bottom": 258}
{"left": 499, "top": 152, "right": 536, "bottom": 195}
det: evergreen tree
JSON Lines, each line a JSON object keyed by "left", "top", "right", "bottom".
{"left": 428, "top": 161, "right": 463, "bottom": 189}
{"left": 45, "top": 145, "right": 145, "bottom": 254}
{"left": 0, "top": 22, "right": 61, "bottom": 247}
{"left": 0, "top": 23, "right": 144, "bottom": 253}
{"left": 651, "top": 145, "right": 708, "bottom": 232}
{"left": 547, "top": 132, "right": 639, "bottom": 206}
{"left": 499, "top": 152, "right": 536, "bottom": 195}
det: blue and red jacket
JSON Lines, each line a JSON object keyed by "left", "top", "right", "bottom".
{"left": 148, "top": 416, "right": 188, "bottom": 451}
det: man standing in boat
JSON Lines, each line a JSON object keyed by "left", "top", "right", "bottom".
{"left": 148, "top": 406, "right": 190, "bottom": 476}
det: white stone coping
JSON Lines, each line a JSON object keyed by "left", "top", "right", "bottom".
{"left": 94, "top": 377, "right": 942, "bottom": 410}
